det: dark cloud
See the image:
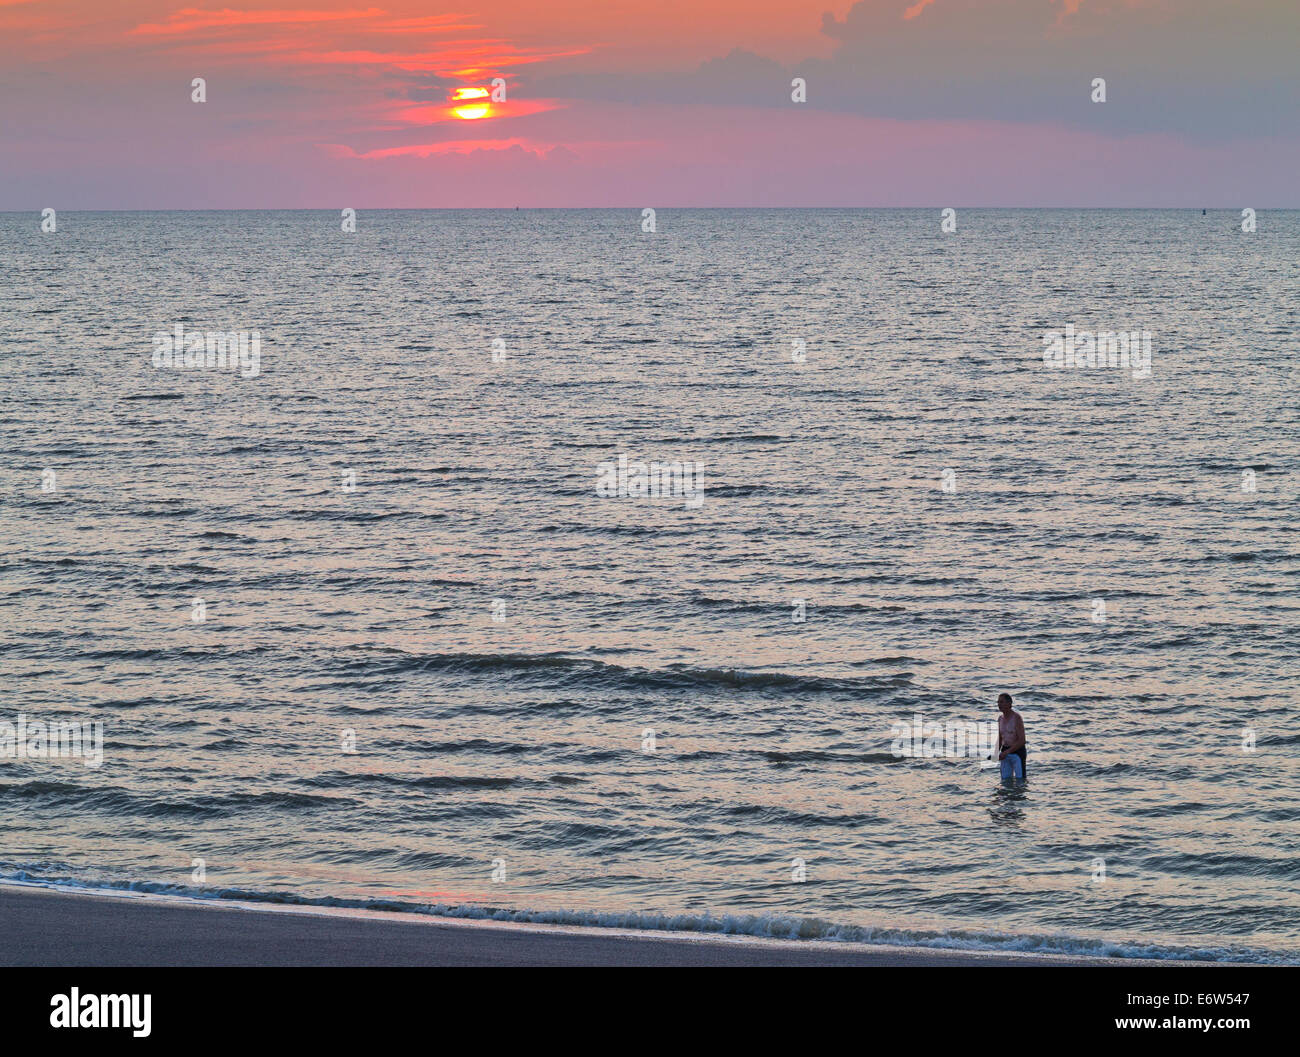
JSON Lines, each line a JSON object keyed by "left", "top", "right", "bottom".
{"left": 528, "top": 48, "right": 786, "bottom": 108}
{"left": 527, "top": 0, "right": 1298, "bottom": 139}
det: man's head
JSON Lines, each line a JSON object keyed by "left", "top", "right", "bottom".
{"left": 997, "top": 693, "right": 1013, "bottom": 714}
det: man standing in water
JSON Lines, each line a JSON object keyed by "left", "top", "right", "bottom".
{"left": 996, "top": 693, "right": 1027, "bottom": 780}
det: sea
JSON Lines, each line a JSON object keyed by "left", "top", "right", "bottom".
{"left": 1, "top": 208, "right": 1297, "bottom": 961}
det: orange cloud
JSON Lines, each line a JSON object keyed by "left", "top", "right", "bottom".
{"left": 369, "top": 16, "right": 485, "bottom": 33}
{"left": 283, "top": 43, "right": 588, "bottom": 75}
{"left": 125, "top": 7, "right": 590, "bottom": 79}
{"left": 132, "top": 7, "right": 390, "bottom": 36}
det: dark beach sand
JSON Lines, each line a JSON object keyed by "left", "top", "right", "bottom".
{"left": 0, "top": 883, "right": 1231, "bottom": 967}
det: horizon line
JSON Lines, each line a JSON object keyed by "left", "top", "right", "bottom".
{"left": 4, "top": 205, "right": 1296, "bottom": 213}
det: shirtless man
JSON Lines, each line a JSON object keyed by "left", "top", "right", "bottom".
{"left": 996, "top": 693, "right": 1026, "bottom": 780}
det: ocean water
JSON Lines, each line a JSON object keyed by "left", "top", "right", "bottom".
{"left": 1, "top": 208, "right": 1297, "bottom": 962}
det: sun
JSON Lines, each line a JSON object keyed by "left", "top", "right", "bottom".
{"left": 450, "top": 87, "right": 491, "bottom": 120}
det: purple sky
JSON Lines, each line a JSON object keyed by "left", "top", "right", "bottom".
{"left": 1, "top": 0, "right": 1296, "bottom": 207}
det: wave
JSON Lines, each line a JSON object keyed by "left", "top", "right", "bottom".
{"left": 332, "top": 649, "right": 908, "bottom": 696}
{"left": 760, "top": 749, "right": 900, "bottom": 765}
{"left": 279, "top": 509, "right": 447, "bottom": 524}
{"left": 0, "top": 874, "right": 1288, "bottom": 964}
{"left": 302, "top": 772, "right": 522, "bottom": 791}
{"left": 0, "top": 781, "right": 348, "bottom": 817}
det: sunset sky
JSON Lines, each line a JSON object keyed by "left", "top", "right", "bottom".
{"left": 1, "top": 0, "right": 1296, "bottom": 207}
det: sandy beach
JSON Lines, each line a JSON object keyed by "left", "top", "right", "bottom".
{"left": 0, "top": 882, "right": 1234, "bottom": 967}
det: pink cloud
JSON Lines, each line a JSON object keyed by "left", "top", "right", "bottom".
{"left": 325, "top": 136, "right": 549, "bottom": 159}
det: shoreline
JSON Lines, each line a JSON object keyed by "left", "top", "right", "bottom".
{"left": 0, "top": 881, "right": 1253, "bottom": 967}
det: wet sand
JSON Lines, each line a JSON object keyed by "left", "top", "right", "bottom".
{"left": 0, "top": 883, "right": 1226, "bottom": 967}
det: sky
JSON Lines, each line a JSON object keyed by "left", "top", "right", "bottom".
{"left": 0, "top": 0, "right": 1296, "bottom": 207}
